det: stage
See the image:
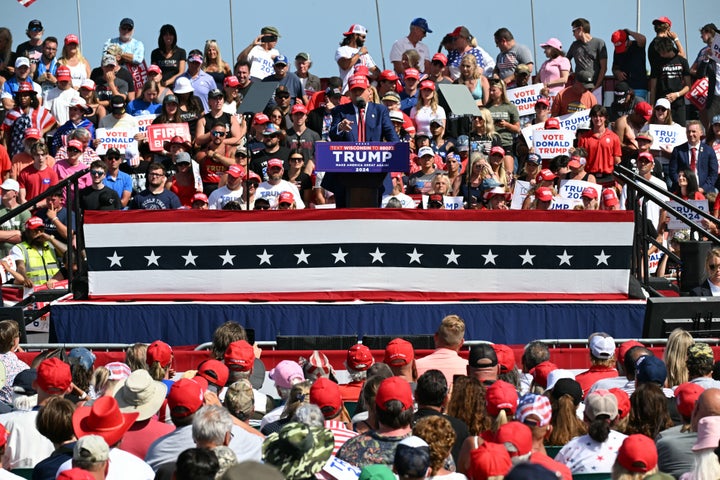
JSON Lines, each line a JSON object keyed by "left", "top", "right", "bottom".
{"left": 49, "top": 299, "right": 646, "bottom": 345}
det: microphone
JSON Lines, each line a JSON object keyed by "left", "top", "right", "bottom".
{"left": 356, "top": 98, "right": 366, "bottom": 109}
{"left": 356, "top": 98, "right": 366, "bottom": 142}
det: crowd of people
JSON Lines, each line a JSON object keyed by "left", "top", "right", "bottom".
{"left": 0, "top": 315, "right": 717, "bottom": 479}
{"left": 0, "top": 15, "right": 717, "bottom": 214}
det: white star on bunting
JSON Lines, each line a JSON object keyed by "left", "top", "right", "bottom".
{"left": 444, "top": 249, "right": 460, "bottom": 265}
{"left": 519, "top": 250, "right": 535, "bottom": 266}
{"left": 557, "top": 250, "right": 573, "bottom": 266}
{"left": 294, "top": 249, "right": 311, "bottom": 265}
{"left": 145, "top": 250, "right": 161, "bottom": 266}
{"left": 407, "top": 248, "right": 423, "bottom": 264}
{"left": 369, "top": 248, "right": 386, "bottom": 264}
{"left": 595, "top": 250, "right": 611, "bottom": 266}
{"left": 219, "top": 250, "right": 236, "bottom": 266}
{"left": 257, "top": 249, "right": 273, "bottom": 265}
{"left": 107, "top": 251, "right": 123, "bottom": 267}
{"left": 482, "top": 249, "right": 498, "bottom": 265}
{"left": 182, "top": 250, "right": 198, "bottom": 266}
{"left": 332, "top": 248, "right": 348, "bottom": 264}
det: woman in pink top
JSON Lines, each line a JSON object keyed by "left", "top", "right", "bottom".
{"left": 538, "top": 38, "right": 571, "bottom": 95}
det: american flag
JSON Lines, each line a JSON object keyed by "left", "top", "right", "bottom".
{"left": 84, "top": 209, "right": 635, "bottom": 302}
{"left": 17, "top": 0, "right": 37, "bottom": 6}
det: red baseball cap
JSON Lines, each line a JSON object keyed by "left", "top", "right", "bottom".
{"left": 653, "top": 16, "right": 672, "bottom": 27}
{"left": 375, "top": 376, "right": 413, "bottom": 412}
{"left": 24, "top": 128, "right": 41, "bottom": 140}
{"left": 602, "top": 188, "right": 619, "bottom": 207}
{"left": 675, "top": 382, "right": 704, "bottom": 419}
{"left": 536, "top": 169, "right": 556, "bottom": 182}
{"left": 147, "top": 64, "right": 162, "bottom": 75}
{"left": 353, "top": 64, "right": 370, "bottom": 77}
{"left": 291, "top": 103, "right": 308, "bottom": 115}
{"left": 529, "top": 360, "right": 558, "bottom": 388}
{"left": 634, "top": 101, "right": 653, "bottom": 121}
{"left": 346, "top": 344, "right": 374, "bottom": 371}
{"left": 226, "top": 165, "right": 244, "bottom": 179}
{"left": 167, "top": 378, "right": 206, "bottom": 418}
{"left": 224, "top": 340, "right": 255, "bottom": 372}
{"left": 278, "top": 191, "right": 294, "bottom": 205}
{"left": 467, "top": 441, "right": 512, "bottom": 479}
{"left": 404, "top": 68, "right": 420, "bottom": 80}
{"left": 581, "top": 187, "right": 598, "bottom": 199}
{"left": 267, "top": 158, "right": 284, "bottom": 169}
{"left": 535, "top": 97, "right": 550, "bottom": 107}
{"left": 253, "top": 112, "right": 270, "bottom": 125}
{"left": 146, "top": 340, "right": 172, "bottom": 367}
{"left": 489, "top": 146, "right": 505, "bottom": 157}
{"left": 617, "top": 434, "right": 658, "bottom": 473}
{"left": 36, "top": 358, "right": 72, "bottom": 394}
{"left": 379, "top": 69, "right": 399, "bottom": 82}
{"left": 383, "top": 338, "right": 415, "bottom": 367}
{"left": 223, "top": 76, "right": 240, "bottom": 88}
{"left": 196, "top": 359, "right": 229, "bottom": 388}
{"left": 485, "top": 380, "right": 518, "bottom": 417}
{"left": 192, "top": 193, "right": 208, "bottom": 204}
{"left": 348, "top": 74, "right": 370, "bottom": 90}
{"left": 535, "top": 187, "right": 554, "bottom": 202}
{"left": 638, "top": 152, "right": 655, "bottom": 164}
{"left": 56, "top": 65, "right": 72, "bottom": 81}
{"left": 432, "top": 53, "right": 448, "bottom": 66}
{"left": 17, "top": 82, "right": 35, "bottom": 94}
{"left": 25, "top": 216, "right": 45, "bottom": 230}
{"left": 617, "top": 340, "right": 644, "bottom": 363}
{"left": 611, "top": 30, "right": 628, "bottom": 53}
{"left": 64, "top": 34, "right": 79, "bottom": 45}
{"left": 419, "top": 80, "right": 435, "bottom": 91}
{"left": 492, "top": 344, "right": 515, "bottom": 373}
{"left": 544, "top": 117, "right": 561, "bottom": 129}
{"left": 309, "top": 377, "right": 342, "bottom": 418}
{"left": 495, "top": 421, "right": 532, "bottom": 456}
{"left": 67, "top": 139, "right": 83, "bottom": 150}
{"left": 610, "top": 387, "right": 631, "bottom": 419}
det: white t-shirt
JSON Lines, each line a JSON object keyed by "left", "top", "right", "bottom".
{"left": 208, "top": 185, "right": 245, "bottom": 210}
{"left": 335, "top": 46, "right": 377, "bottom": 90}
{"left": 43, "top": 87, "right": 77, "bottom": 125}
{"left": 57, "top": 447, "right": 154, "bottom": 480}
{"left": 254, "top": 180, "right": 305, "bottom": 209}
{"left": 389, "top": 37, "right": 431, "bottom": 72}
{"left": 248, "top": 45, "right": 278, "bottom": 80}
{"left": 410, "top": 105, "right": 446, "bottom": 137}
{"left": 555, "top": 430, "right": 627, "bottom": 474}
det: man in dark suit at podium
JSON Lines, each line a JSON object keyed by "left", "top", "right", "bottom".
{"left": 669, "top": 120, "right": 718, "bottom": 193}
{"left": 325, "top": 75, "right": 399, "bottom": 207}
{"left": 330, "top": 75, "right": 399, "bottom": 143}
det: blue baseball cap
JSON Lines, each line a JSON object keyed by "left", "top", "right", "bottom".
{"left": 411, "top": 18, "right": 432, "bottom": 33}
{"left": 274, "top": 55, "right": 289, "bottom": 66}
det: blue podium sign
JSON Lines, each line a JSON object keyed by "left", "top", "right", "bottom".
{"left": 315, "top": 142, "right": 409, "bottom": 173}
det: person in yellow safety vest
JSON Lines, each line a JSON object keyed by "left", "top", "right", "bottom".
{"left": 9, "top": 216, "right": 66, "bottom": 288}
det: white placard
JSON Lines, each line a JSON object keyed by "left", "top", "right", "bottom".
{"left": 559, "top": 179, "right": 602, "bottom": 207}
{"left": 134, "top": 114, "right": 157, "bottom": 134}
{"left": 510, "top": 180, "right": 531, "bottom": 210}
{"left": 507, "top": 84, "right": 544, "bottom": 116}
{"left": 549, "top": 197, "right": 575, "bottom": 210}
{"left": 533, "top": 129, "right": 574, "bottom": 159}
{"left": 421, "top": 195, "right": 464, "bottom": 210}
{"left": 95, "top": 127, "right": 139, "bottom": 154}
{"left": 667, "top": 199, "right": 709, "bottom": 229}
{"left": 648, "top": 124, "right": 687, "bottom": 151}
{"left": 710, "top": 35, "right": 720, "bottom": 63}
{"left": 521, "top": 109, "right": 590, "bottom": 148}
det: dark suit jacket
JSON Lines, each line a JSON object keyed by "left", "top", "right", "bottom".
{"left": 329, "top": 101, "right": 399, "bottom": 143}
{"left": 669, "top": 142, "right": 718, "bottom": 193}
{"left": 688, "top": 280, "right": 714, "bottom": 297}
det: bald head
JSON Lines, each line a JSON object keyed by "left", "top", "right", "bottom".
{"left": 691, "top": 388, "right": 720, "bottom": 431}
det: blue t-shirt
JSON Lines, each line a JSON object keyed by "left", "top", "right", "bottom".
{"left": 129, "top": 189, "right": 181, "bottom": 210}
{"left": 126, "top": 99, "right": 162, "bottom": 116}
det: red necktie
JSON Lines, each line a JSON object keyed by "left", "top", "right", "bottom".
{"left": 358, "top": 108, "right": 365, "bottom": 142}
{"left": 691, "top": 147, "right": 697, "bottom": 171}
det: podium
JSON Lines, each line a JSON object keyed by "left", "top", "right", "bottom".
{"left": 316, "top": 142, "right": 409, "bottom": 208}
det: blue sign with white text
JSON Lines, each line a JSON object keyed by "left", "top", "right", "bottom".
{"left": 316, "top": 142, "right": 409, "bottom": 173}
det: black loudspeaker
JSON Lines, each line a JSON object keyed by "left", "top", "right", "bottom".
{"left": 275, "top": 335, "right": 358, "bottom": 350}
{"left": 361, "top": 334, "right": 435, "bottom": 350}
{"left": 0, "top": 308, "right": 27, "bottom": 344}
{"left": 643, "top": 297, "right": 720, "bottom": 337}
{"left": 680, "top": 241, "right": 713, "bottom": 293}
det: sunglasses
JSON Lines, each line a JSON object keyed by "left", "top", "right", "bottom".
{"left": 265, "top": 134, "right": 280, "bottom": 139}
{"left": 211, "top": 131, "right": 227, "bottom": 137}
{"left": 90, "top": 170, "right": 105, "bottom": 176}
{"left": 275, "top": 94, "right": 290, "bottom": 99}
{"left": 289, "top": 157, "right": 304, "bottom": 162}
{"left": 68, "top": 148, "right": 81, "bottom": 154}
{"left": 710, "top": 264, "right": 720, "bottom": 271}
{"left": 255, "top": 204, "right": 270, "bottom": 210}
{"left": 106, "top": 156, "right": 121, "bottom": 161}
{"left": 247, "top": 181, "right": 259, "bottom": 188}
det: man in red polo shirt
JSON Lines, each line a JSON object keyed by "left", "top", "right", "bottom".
{"left": 574, "top": 332, "right": 618, "bottom": 396}
{"left": 578, "top": 105, "right": 621, "bottom": 187}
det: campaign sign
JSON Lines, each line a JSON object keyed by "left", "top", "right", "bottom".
{"left": 510, "top": 180, "right": 530, "bottom": 210}
{"left": 421, "top": 195, "right": 464, "bottom": 210}
{"left": 146, "top": 123, "right": 192, "bottom": 152}
{"left": 533, "top": 129, "right": 574, "bottom": 159}
{"left": 559, "top": 179, "right": 602, "bottom": 206}
{"left": 549, "top": 197, "right": 574, "bottom": 210}
{"left": 129, "top": 61, "right": 148, "bottom": 93}
{"left": 507, "top": 84, "right": 544, "bottom": 116}
{"left": 686, "top": 77, "right": 709, "bottom": 110}
{"left": 316, "top": 142, "right": 409, "bottom": 173}
{"left": 521, "top": 110, "right": 590, "bottom": 147}
{"left": 135, "top": 114, "right": 157, "bottom": 135}
{"left": 95, "top": 128, "right": 138, "bottom": 154}
{"left": 648, "top": 124, "right": 687, "bottom": 151}
{"left": 710, "top": 35, "right": 720, "bottom": 63}
{"left": 667, "top": 199, "right": 709, "bottom": 229}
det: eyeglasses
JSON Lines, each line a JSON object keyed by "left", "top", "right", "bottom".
{"left": 67, "top": 148, "right": 81, "bottom": 154}
{"left": 211, "top": 131, "right": 227, "bottom": 137}
{"left": 90, "top": 170, "right": 105, "bottom": 176}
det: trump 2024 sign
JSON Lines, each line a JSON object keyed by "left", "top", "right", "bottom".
{"left": 316, "top": 142, "right": 409, "bottom": 173}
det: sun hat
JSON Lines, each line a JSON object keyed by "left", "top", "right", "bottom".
{"left": 262, "top": 422, "right": 334, "bottom": 480}
{"left": 114, "top": 369, "right": 167, "bottom": 421}
{"left": 72, "top": 396, "right": 139, "bottom": 446}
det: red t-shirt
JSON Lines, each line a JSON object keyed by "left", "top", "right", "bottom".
{"left": 578, "top": 129, "right": 622, "bottom": 175}
{"left": 18, "top": 164, "right": 59, "bottom": 200}
{"left": 575, "top": 365, "right": 618, "bottom": 396}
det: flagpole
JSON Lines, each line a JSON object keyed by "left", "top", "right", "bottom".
{"left": 229, "top": 0, "right": 236, "bottom": 63}
{"left": 374, "top": 0, "right": 386, "bottom": 70}
{"left": 76, "top": 0, "right": 82, "bottom": 42}
{"left": 530, "top": 0, "right": 537, "bottom": 68}
{"left": 636, "top": 0, "right": 640, "bottom": 32}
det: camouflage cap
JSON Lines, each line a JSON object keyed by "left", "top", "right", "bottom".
{"left": 262, "top": 422, "right": 334, "bottom": 480}
{"left": 688, "top": 342, "right": 714, "bottom": 361}
{"left": 224, "top": 379, "right": 254, "bottom": 420}
{"left": 212, "top": 445, "right": 238, "bottom": 478}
